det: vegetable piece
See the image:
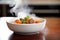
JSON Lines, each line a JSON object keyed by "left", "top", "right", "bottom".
{"left": 15, "top": 19, "right": 22, "bottom": 24}
{"left": 20, "top": 18, "right": 26, "bottom": 23}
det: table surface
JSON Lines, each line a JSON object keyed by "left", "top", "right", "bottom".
{"left": 0, "top": 17, "right": 60, "bottom": 40}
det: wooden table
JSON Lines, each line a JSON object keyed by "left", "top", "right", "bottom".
{"left": 0, "top": 17, "right": 60, "bottom": 40}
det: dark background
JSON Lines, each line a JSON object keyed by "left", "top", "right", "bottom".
{"left": 0, "top": 4, "right": 60, "bottom": 17}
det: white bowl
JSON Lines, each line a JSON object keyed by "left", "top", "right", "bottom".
{"left": 6, "top": 17, "right": 46, "bottom": 35}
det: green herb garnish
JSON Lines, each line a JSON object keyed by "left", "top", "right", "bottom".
{"left": 24, "top": 16, "right": 30, "bottom": 21}
{"left": 20, "top": 16, "right": 30, "bottom": 23}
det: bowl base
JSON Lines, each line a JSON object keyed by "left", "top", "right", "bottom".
{"left": 14, "top": 32, "right": 40, "bottom": 35}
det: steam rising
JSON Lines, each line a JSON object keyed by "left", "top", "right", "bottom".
{"left": 10, "top": 0, "right": 35, "bottom": 18}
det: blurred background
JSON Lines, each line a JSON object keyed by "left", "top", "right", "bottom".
{"left": 0, "top": 0, "right": 60, "bottom": 17}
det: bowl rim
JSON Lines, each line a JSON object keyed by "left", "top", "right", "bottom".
{"left": 6, "top": 17, "right": 46, "bottom": 25}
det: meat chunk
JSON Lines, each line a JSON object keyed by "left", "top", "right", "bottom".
{"left": 26, "top": 18, "right": 34, "bottom": 24}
